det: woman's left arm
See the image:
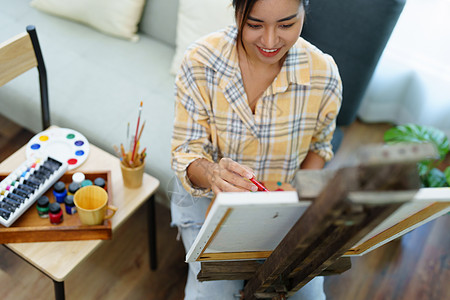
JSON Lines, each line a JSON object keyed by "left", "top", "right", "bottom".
{"left": 300, "top": 151, "right": 325, "bottom": 169}
{"left": 308, "top": 54, "right": 343, "bottom": 165}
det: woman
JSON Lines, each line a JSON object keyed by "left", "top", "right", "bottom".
{"left": 171, "top": 0, "right": 342, "bottom": 298}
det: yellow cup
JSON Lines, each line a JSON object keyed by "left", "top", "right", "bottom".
{"left": 120, "top": 162, "right": 145, "bottom": 188}
{"left": 74, "top": 186, "right": 117, "bottom": 225}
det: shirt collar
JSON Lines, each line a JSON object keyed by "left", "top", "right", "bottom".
{"left": 192, "top": 26, "right": 312, "bottom": 138}
{"left": 271, "top": 38, "right": 311, "bottom": 94}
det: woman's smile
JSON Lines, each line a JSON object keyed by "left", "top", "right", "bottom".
{"left": 257, "top": 46, "right": 281, "bottom": 57}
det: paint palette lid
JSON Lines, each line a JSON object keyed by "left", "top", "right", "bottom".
{"left": 26, "top": 128, "right": 90, "bottom": 170}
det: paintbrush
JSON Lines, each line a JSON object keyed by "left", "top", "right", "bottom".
{"left": 113, "top": 144, "right": 122, "bottom": 159}
{"left": 131, "top": 101, "right": 143, "bottom": 164}
{"left": 136, "top": 120, "right": 146, "bottom": 146}
{"left": 127, "top": 122, "right": 130, "bottom": 148}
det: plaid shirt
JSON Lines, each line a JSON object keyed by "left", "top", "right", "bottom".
{"left": 172, "top": 26, "right": 342, "bottom": 196}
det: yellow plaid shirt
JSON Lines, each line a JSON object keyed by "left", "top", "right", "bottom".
{"left": 172, "top": 26, "right": 342, "bottom": 196}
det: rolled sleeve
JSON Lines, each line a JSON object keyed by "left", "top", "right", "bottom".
{"left": 171, "top": 60, "right": 216, "bottom": 197}
{"left": 310, "top": 56, "right": 343, "bottom": 162}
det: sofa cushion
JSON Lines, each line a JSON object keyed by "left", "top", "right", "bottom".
{"left": 170, "top": 0, "right": 234, "bottom": 75}
{"left": 30, "top": 0, "right": 146, "bottom": 41}
{"left": 139, "top": 0, "right": 179, "bottom": 47}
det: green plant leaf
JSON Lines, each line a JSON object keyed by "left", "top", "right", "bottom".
{"left": 417, "top": 161, "right": 432, "bottom": 177}
{"left": 445, "top": 167, "right": 450, "bottom": 185}
{"left": 384, "top": 124, "right": 449, "bottom": 159}
{"left": 425, "top": 168, "right": 449, "bottom": 187}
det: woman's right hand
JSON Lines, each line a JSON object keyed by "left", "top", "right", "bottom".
{"left": 207, "top": 158, "right": 258, "bottom": 194}
{"left": 187, "top": 158, "right": 258, "bottom": 195}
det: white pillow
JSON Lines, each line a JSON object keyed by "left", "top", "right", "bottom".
{"left": 30, "top": 0, "right": 146, "bottom": 41}
{"left": 170, "top": 0, "right": 235, "bottom": 75}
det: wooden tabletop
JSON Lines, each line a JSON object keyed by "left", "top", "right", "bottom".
{"left": 0, "top": 143, "right": 160, "bottom": 281}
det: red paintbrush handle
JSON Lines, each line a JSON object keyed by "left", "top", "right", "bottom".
{"left": 250, "top": 177, "right": 270, "bottom": 192}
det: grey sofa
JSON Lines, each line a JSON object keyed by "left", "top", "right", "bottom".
{"left": 0, "top": 0, "right": 180, "bottom": 204}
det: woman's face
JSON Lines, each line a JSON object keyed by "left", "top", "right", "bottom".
{"left": 240, "top": 0, "right": 305, "bottom": 66}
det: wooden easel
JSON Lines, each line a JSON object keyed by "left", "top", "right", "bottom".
{"left": 196, "top": 144, "right": 441, "bottom": 299}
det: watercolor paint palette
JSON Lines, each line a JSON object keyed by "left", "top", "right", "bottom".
{"left": 26, "top": 128, "right": 90, "bottom": 170}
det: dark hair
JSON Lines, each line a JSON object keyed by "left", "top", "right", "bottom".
{"left": 232, "top": 0, "right": 309, "bottom": 50}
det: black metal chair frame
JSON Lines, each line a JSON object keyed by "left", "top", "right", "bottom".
{"left": 26, "top": 25, "right": 50, "bottom": 130}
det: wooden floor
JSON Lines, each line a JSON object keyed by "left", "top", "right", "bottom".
{"left": 0, "top": 116, "right": 448, "bottom": 300}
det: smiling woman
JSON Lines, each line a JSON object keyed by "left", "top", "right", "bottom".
{"left": 170, "top": 0, "right": 341, "bottom": 298}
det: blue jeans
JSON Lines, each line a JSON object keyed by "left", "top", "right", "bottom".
{"left": 170, "top": 177, "right": 326, "bottom": 300}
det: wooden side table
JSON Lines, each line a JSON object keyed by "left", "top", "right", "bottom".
{"left": 0, "top": 143, "right": 160, "bottom": 300}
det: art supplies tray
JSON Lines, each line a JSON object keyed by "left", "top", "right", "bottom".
{"left": 0, "top": 171, "right": 112, "bottom": 243}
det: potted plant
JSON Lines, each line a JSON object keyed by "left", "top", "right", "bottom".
{"left": 384, "top": 124, "right": 450, "bottom": 187}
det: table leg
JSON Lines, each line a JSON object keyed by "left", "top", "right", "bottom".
{"left": 53, "top": 280, "right": 65, "bottom": 300}
{"left": 4, "top": 245, "right": 66, "bottom": 300}
{"left": 148, "top": 194, "right": 157, "bottom": 270}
